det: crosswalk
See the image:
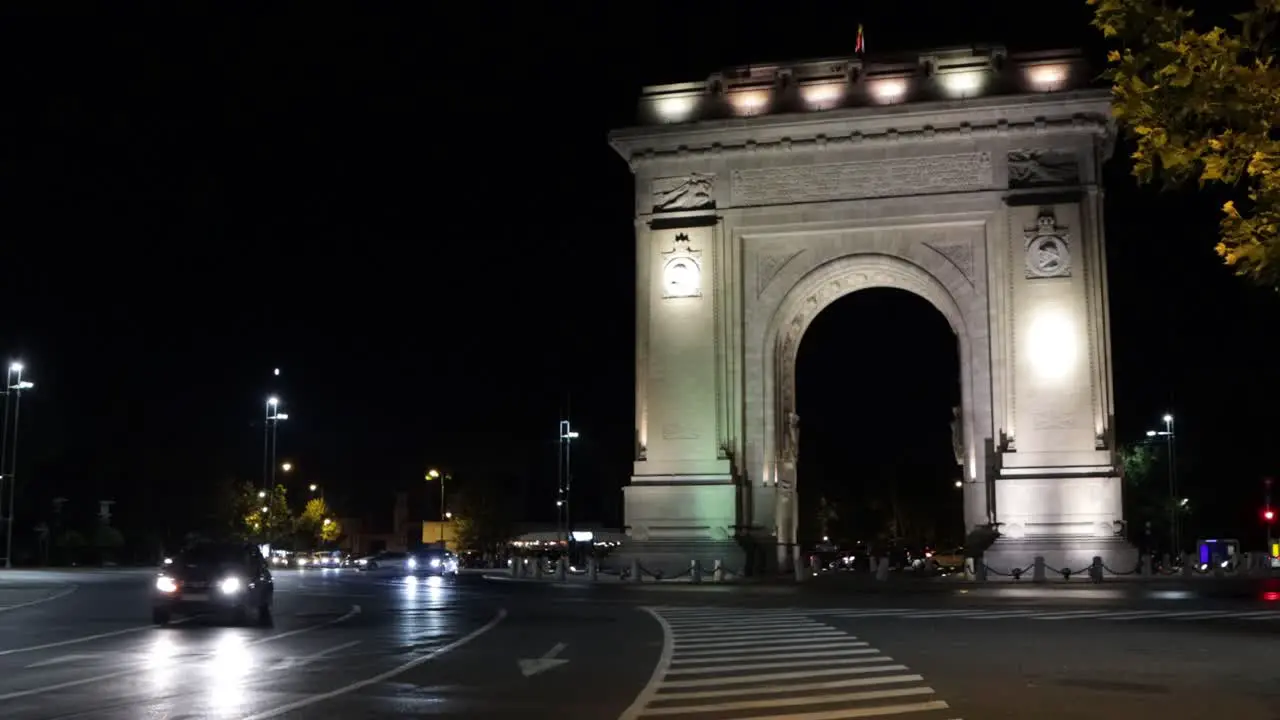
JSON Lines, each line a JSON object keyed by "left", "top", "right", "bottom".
{"left": 622, "top": 606, "right": 958, "bottom": 719}
{"left": 644, "top": 606, "right": 1280, "bottom": 624}
{"left": 814, "top": 607, "right": 1280, "bottom": 623}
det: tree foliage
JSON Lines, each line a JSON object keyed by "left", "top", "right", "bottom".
{"left": 235, "top": 482, "right": 293, "bottom": 545}
{"left": 1091, "top": 0, "right": 1280, "bottom": 286}
{"left": 297, "top": 497, "right": 341, "bottom": 547}
{"left": 1119, "top": 441, "right": 1159, "bottom": 489}
{"left": 448, "top": 477, "right": 514, "bottom": 552}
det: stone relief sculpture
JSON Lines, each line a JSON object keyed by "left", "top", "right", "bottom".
{"left": 1007, "top": 149, "right": 1079, "bottom": 188}
{"left": 950, "top": 406, "right": 964, "bottom": 466}
{"left": 653, "top": 173, "right": 715, "bottom": 211}
{"left": 1024, "top": 211, "right": 1072, "bottom": 279}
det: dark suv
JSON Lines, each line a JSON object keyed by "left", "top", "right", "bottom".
{"left": 153, "top": 542, "right": 274, "bottom": 626}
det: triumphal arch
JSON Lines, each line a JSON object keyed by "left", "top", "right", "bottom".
{"left": 608, "top": 47, "right": 1135, "bottom": 573}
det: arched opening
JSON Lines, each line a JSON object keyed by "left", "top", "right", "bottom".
{"left": 794, "top": 287, "right": 963, "bottom": 555}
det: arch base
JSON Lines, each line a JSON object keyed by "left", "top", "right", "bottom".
{"left": 982, "top": 537, "right": 1138, "bottom": 579}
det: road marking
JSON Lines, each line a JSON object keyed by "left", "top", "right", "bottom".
{"left": 0, "top": 604, "right": 361, "bottom": 702}
{"left": 518, "top": 641, "right": 569, "bottom": 677}
{"left": 24, "top": 653, "right": 102, "bottom": 668}
{"left": 672, "top": 647, "right": 877, "bottom": 665}
{"left": 640, "top": 687, "right": 940, "bottom": 717}
{"left": 621, "top": 607, "right": 955, "bottom": 720}
{"left": 0, "top": 585, "right": 77, "bottom": 613}
{"left": 0, "top": 624, "right": 155, "bottom": 657}
{"left": 239, "top": 607, "right": 507, "bottom": 720}
{"left": 673, "top": 626, "right": 844, "bottom": 641}
{"left": 270, "top": 640, "right": 362, "bottom": 671}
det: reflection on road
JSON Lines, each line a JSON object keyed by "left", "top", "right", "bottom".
{"left": 209, "top": 633, "right": 253, "bottom": 716}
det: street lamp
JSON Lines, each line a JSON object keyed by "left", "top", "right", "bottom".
{"left": 1, "top": 362, "right": 33, "bottom": 569}
{"left": 954, "top": 480, "right": 963, "bottom": 488}
{"left": 426, "top": 468, "right": 448, "bottom": 542}
{"left": 309, "top": 483, "right": 317, "bottom": 492}
{"left": 281, "top": 462, "right": 293, "bottom": 473}
{"left": 263, "top": 396, "right": 289, "bottom": 494}
{"left": 558, "top": 420, "right": 580, "bottom": 543}
{"left": 1145, "top": 412, "right": 1178, "bottom": 553}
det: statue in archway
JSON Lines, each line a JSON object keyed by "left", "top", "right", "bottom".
{"left": 950, "top": 406, "right": 964, "bottom": 466}
{"left": 786, "top": 411, "right": 800, "bottom": 458}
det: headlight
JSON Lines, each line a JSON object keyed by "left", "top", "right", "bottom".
{"left": 219, "top": 577, "right": 242, "bottom": 594}
{"left": 356, "top": 558, "right": 367, "bottom": 565}
{"left": 430, "top": 558, "right": 441, "bottom": 567}
{"left": 407, "top": 557, "right": 418, "bottom": 569}
{"left": 163, "top": 557, "right": 173, "bottom": 565}
{"left": 156, "top": 576, "right": 178, "bottom": 593}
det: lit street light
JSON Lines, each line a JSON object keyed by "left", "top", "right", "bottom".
{"left": 281, "top": 462, "right": 293, "bottom": 473}
{"left": 309, "top": 483, "right": 317, "bottom": 492}
{"left": 558, "top": 420, "right": 580, "bottom": 543}
{"left": 258, "top": 491, "right": 266, "bottom": 499}
{"left": 426, "top": 469, "right": 449, "bottom": 542}
{"left": 954, "top": 480, "right": 963, "bottom": 488}
{"left": 1145, "top": 412, "right": 1179, "bottom": 553}
{"left": 1, "top": 362, "right": 34, "bottom": 569}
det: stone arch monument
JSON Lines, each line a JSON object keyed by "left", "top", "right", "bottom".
{"left": 609, "top": 47, "right": 1134, "bottom": 573}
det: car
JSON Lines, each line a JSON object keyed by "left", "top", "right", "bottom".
{"left": 354, "top": 550, "right": 411, "bottom": 572}
{"left": 408, "top": 548, "right": 459, "bottom": 578}
{"left": 153, "top": 542, "right": 274, "bottom": 626}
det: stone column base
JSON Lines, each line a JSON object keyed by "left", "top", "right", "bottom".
{"left": 982, "top": 536, "right": 1138, "bottom": 578}
{"left": 610, "top": 539, "right": 752, "bottom": 578}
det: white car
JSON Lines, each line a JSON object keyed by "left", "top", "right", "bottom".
{"left": 354, "top": 551, "right": 412, "bottom": 572}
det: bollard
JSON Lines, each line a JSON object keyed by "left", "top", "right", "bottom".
{"left": 1181, "top": 552, "right": 1195, "bottom": 577}
{"left": 1090, "top": 556, "right": 1103, "bottom": 583}
{"left": 1033, "top": 556, "right": 1046, "bottom": 583}
{"left": 691, "top": 559, "right": 702, "bottom": 584}
{"left": 510, "top": 558, "right": 520, "bottom": 578}
{"left": 557, "top": 556, "right": 568, "bottom": 581}
{"left": 630, "top": 558, "right": 642, "bottom": 583}
{"left": 1212, "top": 554, "right": 1225, "bottom": 579}
{"left": 588, "top": 556, "right": 599, "bottom": 582}
{"left": 875, "top": 556, "right": 890, "bottom": 581}
{"left": 1162, "top": 553, "right": 1171, "bottom": 574}
{"left": 964, "top": 557, "right": 976, "bottom": 580}
{"left": 534, "top": 558, "right": 544, "bottom": 579}
{"left": 1141, "top": 554, "right": 1153, "bottom": 576}
{"left": 974, "top": 559, "right": 987, "bottom": 582}
{"left": 713, "top": 559, "right": 724, "bottom": 583}
{"left": 794, "top": 553, "right": 805, "bottom": 582}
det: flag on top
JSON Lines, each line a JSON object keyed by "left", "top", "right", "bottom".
{"left": 855, "top": 24, "right": 865, "bottom": 54}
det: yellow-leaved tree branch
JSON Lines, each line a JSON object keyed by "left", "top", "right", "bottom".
{"left": 1090, "top": 0, "right": 1280, "bottom": 286}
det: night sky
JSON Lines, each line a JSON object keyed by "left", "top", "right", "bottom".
{"left": 3, "top": 2, "right": 1278, "bottom": 558}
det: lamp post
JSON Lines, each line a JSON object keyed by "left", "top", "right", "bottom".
{"left": 426, "top": 469, "right": 448, "bottom": 542}
{"left": 1, "top": 362, "right": 33, "bottom": 569}
{"left": 1145, "top": 411, "right": 1178, "bottom": 553}
{"left": 557, "top": 420, "right": 580, "bottom": 544}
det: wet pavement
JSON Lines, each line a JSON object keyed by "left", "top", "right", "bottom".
{"left": 1, "top": 568, "right": 1278, "bottom": 718}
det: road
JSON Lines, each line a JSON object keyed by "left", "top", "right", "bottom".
{"left": 1, "top": 569, "right": 1278, "bottom": 719}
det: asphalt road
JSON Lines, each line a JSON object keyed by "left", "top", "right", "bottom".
{"left": 1, "top": 568, "right": 1278, "bottom": 719}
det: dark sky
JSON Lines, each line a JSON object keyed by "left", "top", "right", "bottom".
{"left": 2, "top": 2, "right": 1277, "bottom": 552}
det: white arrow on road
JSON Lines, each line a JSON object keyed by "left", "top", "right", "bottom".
{"left": 518, "top": 642, "right": 568, "bottom": 677}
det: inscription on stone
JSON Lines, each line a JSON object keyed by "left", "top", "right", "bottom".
{"left": 730, "top": 152, "right": 993, "bottom": 207}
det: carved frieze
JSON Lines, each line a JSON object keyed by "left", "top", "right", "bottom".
{"left": 924, "top": 240, "right": 975, "bottom": 286}
{"left": 756, "top": 248, "right": 805, "bottom": 297}
{"left": 653, "top": 173, "right": 715, "bottom": 212}
{"left": 662, "top": 233, "right": 703, "bottom": 298}
{"left": 1008, "top": 149, "right": 1079, "bottom": 188}
{"left": 1024, "top": 211, "right": 1071, "bottom": 279}
{"left": 730, "top": 152, "right": 993, "bottom": 207}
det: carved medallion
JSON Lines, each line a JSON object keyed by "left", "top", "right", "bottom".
{"left": 653, "top": 173, "right": 715, "bottom": 212}
{"left": 1024, "top": 212, "right": 1071, "bottom": 279}
{"left": 662, "top": 233, "right": 702, "bottom": 298}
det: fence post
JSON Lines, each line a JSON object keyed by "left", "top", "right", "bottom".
{"left": 1033, "top": 556, "right": 1046, "bottom": 583}
{"left": 1141, "top": 554, "right": 1152, "bottom": 576}
{"left": 691, "top": 559, "right": 702, "bottom": 584}
{"left": 1090, "top": 556, "right": 1103, "bottom": 583}
{"left": 713, "top": 559, "right": 724, "bottom": 583}
{"left": 875, "top": 556, "right": 889, "bottom": 581}
{"left": 631, "top": 558, "right": 642, "bottom": 583}
{"left": 556, "top": 556, "right": 568, "bottom": 581}
{"left": 534, "top": 558, "right": 544, "bottom": 579}
{"left": 1181, "top": 552, "right": 1195, "bottom": 577}
{"left": 588, "top": 555, "right": 599, "bottom": 581}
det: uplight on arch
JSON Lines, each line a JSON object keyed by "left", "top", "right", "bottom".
{"left": 1026, "top": 307, "right": 1077, "bottom": 382}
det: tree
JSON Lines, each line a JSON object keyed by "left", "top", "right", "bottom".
{"left": 296, "top": 497, "right": 341, "bottom": 549}
{"left": 1092, "top": 0, "right": 1280, "bottom": 286}
{"left": 448, "top": 477, "right": 514, "bottom": 554}
{"left": 235, "top": 482, "right": 293, "bottom": 545}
